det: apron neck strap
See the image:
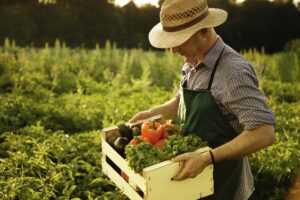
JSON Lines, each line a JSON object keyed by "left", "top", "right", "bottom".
{"left": 207, "top": 47, "right": 225, "bottom": 90}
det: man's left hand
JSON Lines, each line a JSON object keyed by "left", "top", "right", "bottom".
{"left": 171, "top": 151, "right": 212, "bottom": 181}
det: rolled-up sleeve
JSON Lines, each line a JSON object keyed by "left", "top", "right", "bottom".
{"left": 222, "top": 67, "right": 275, "bottom": 130}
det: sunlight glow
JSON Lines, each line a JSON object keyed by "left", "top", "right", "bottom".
{"left": 114, "top": 0, "right": 299, "bottom": 7}
{"left": 236, "top": 0, "right": 300, "bottom": 4}
{"left": 114, "top": 0, "right": 159, "bottom": 7}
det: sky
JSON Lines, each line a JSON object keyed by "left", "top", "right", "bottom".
{"left": 114, "top": 0, "right": 300, "bottom": 7}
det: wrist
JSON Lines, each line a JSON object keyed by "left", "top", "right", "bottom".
{"left": 147, "top": 109, "right": 157, "bottom": 116}
{"left": 202, "top": 151, "right": 213, "bottom": 165}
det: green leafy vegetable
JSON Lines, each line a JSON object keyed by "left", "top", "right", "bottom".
{"left": 125, "top": 134, "right": 207, "bottom": 173}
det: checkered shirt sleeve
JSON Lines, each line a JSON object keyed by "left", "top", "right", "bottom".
{"left": 221, "top": 64, "right": 275, "bottom": 131}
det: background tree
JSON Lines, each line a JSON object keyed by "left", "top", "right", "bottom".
{"left": 0, "top": 0, "right": 299, "bottom": 52}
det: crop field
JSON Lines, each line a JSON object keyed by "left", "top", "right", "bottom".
{"left": 0, "top": 39, "right": 299, "bottom": 200}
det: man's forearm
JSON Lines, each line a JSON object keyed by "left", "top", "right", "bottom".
{"left": 148, "top": 97, "right": 180, "bottom": 120}
{"left": 212, "top": 124, "right": 275, "bottom": 162}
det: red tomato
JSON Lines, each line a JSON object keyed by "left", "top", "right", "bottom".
{"left": 141, "top": 122, "right": 164, "bottom": 144}
{"left": 154, "top": 138, "right": 167, "bottom": 149}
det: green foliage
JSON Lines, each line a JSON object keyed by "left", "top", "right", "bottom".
{"left": 162, "top": 135, "right": 208, "bottom": 158}
{"left": 125, "top": 143, "right": 165, "bottom": 173}
{"left": 260, "top": 80, "right": 300, "bottom": 103}
{"left": 284, "top": 39, "right": 300, "bottom": 55}
{"left": 0, "top": 44, "right": 181, "bottom": 134}
{"left": 125, "top": 135, "right": 207, "bottom": 173}
{"left": 249, "top": 80, "right": 300, "bottom": 199}
{"left": 243, "top": 48, "right": 300, "bottom": 83}
{"left": 0, "top": 124, "right": 126, "bottom": 199}
{"left": 0, "top": 41, "right": 299, "bottom": 199}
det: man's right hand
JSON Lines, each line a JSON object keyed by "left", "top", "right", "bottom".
{"left": 129, "top": 97, "right": 180, "bottom": 123}
{"left": 129, "top": 110, "right": 154, "bottom": 123}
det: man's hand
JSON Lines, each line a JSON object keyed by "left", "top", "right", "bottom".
{"left": 171, "top": 125, "right": 275, "bottom": 182}
{"left": 171, "top": 151, "right": 212, "bottom": 181}
{"left": 129, "top": 110, "right": 153, "bottom": 123}
{"left": 129, "top": 97, "right": 180, "bottom": 123}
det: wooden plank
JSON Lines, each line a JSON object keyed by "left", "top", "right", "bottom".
{"left": 102, "top": 138, "right": 147, "bottom": 193}
{"left": 102, "top": 126, "right": 120, "bottom": 142}
{"left": 102, "top": 125, "right": 119, "bottom": 133}
{"left": 144, "top": 164, "right": 213, "bottom": 200}
{"left": 143, "top": 146, "right": 213, "bottom": 200}
{"left": 102, "top": 162, "right": 144, "bottom": 200}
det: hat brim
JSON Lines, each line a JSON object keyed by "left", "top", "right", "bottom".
{"left": 149, "top": 8, "right": 228, "bottom": 49}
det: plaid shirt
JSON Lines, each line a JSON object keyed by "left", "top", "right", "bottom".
{"left": 176, "top": 37, "right": 275, "bottom": 200}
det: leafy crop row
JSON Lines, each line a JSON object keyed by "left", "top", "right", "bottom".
{"left": 0, "top": 41, "right": 299, "bottom": 199}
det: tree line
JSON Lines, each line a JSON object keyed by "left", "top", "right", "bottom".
{"left": 0, "top": 0, "right": 299, "bottom": 53}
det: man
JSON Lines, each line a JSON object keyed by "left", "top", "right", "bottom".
{"left": 129, "top": 0, "right": 275, "bottom": 199}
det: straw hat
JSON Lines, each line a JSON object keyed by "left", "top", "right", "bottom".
{"left": 149, "top": 0, "right": 228, "bottom": 49}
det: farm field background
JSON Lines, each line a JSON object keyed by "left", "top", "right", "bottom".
{"left": 0, "top": 39, "right": 299, "bottom": 200}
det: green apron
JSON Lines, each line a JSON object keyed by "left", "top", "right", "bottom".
{"left": 177, "top": 48, "right": 243, "bottom": 200}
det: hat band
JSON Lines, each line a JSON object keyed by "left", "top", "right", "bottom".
{"left": 162, "top": 10, "right": 209, "bottom": 32}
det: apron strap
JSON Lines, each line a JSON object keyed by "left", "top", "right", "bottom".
{"left": 207, "top": 47, "right": 225, "bottom": 90}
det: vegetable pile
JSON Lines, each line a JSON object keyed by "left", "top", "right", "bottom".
{"left": 115, "top": 121, "right": 207, "bottom": 173}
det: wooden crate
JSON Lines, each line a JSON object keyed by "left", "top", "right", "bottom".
{"left": 101, "top": 115, "right": 214, "bottom": 200}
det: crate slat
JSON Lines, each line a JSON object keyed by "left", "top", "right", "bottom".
{"left": 143, "top": 162, "right": 213, "bottom": 200}
{"left": 102, "top": 137, "right": 147, "bottom": 193}
{"left": 102, "top": 162, "right": 144, "bottom": 200}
